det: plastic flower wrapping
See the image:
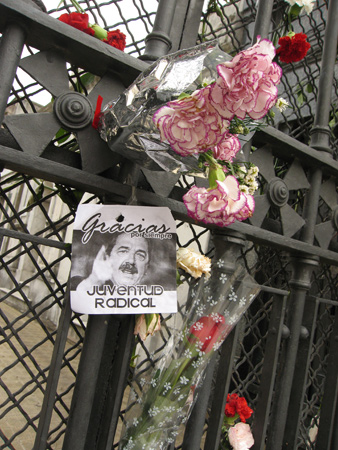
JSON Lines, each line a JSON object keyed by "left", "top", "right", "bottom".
{"left": 99, "top": 38, "right": 282, "bottom": 228}
{"left": 118, "top": 265, "right": 260, "bottom": 450}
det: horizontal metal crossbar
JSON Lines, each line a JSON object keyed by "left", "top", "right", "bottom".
{"left": 0, "top": 143, "right": 338, "bottom": 266}
{"left": 0, "top": 0, "right": 148, "bottom": 85}
{"left": 0, "top": 227, "right": 71, "bottom": 251}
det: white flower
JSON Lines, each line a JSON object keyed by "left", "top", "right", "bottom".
{"left": 184, "top": 349, "right": 193, "bottom": 358}
{"left": 177, "top": 247, "right": 211, "bottom": 279}
{"left": 229, "top": 314, "right": 239, "bottom": 325}
{"left": 196, "top": 305, "right": 206, "bottom": 316}
{"left": 284, "top": 0, "right": 315, "bottom": 13}
{"left": 229, "top": 288, "right": 237, "bottom": 302}
{"left": 228, "top": 422, "right": 254, "bottom": 450}
{"left": 216, "top": 259, "right": 225, "bottom": 268}
{"left": 192, "top": 321, "right": 204, "bottom": 331}
{"left": 275, "top": 97, "right": 290, "bottom": 112}
{"left": 240, "top": 184, "right": 250, "bottom": 194}
{"left": 133, "top": 418, "right": 139, "bottom": 426}
{"left": 220, "top": 273, "right": 228, "bottom": 284}
{"left": 148, "top": 406, "right": 160, "bottom": 417}
{"left": 150, "top": 378, "right": 157, "bottom": 387}
{"left": 239, "top": 297, "right": 247, "bottom": 307}
{"left": 213, "top": 341, "right": 222, "bottom": 351}
{"left": 163, "top": 382, "right": 172, "bottom": 393}
{"left": 180, "top": 376, "right": 189, "bottom": 385}
{"left": 211, "top": 312, "right": 223, "bottom": 323}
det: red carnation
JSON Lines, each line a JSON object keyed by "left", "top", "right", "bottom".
{"left": 225, "top": 393, "right": 253, "bottom": 423}
{"left": 103, "top": 29, "right": 126, "bottom": 51}
{"left": 188, "top": 315, "right": 229, "bottom": 354}
{"left": 276, "top": 33, "right": 311, "bottom": 63}
{"left": 58, "top": 12, "right": 95, "bottom": 36}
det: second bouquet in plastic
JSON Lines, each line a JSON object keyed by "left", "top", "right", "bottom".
{"left": 119, "top": 264, "right": 260, "bottom": 450}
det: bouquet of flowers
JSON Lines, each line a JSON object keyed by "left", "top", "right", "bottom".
{"left": 119, "top": 257, "right": 260, "bottom": 450}
{"left": 221, "top": 394, "right": 254, "bottom": 450}
{"left": 99, "top": 38, "right": 283, "bottom": 228}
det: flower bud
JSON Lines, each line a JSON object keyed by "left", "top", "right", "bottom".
{"left": 90, "top": 24, "right": 108, "bottom": 40}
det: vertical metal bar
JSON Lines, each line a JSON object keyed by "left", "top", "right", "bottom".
{"left": 140, "top": 0, "right": 178, "bottom": 62}
{"left": 33, "top": 287, "right": 72, "bottom": 450}
{"left": 181, "top": 353, "right": 218, "bottom": 450}
{"left": 280, "top": 296, "right": 319, "bottom": 448}
{"left": 203, "top": 325, "right": 240, "bottom": 450}
{"left": 170, "top": 0, "right": 205, "bottom": 52}
{"left": 252, "top": 291, "right": 288, "bottom": 450}
{"left": 309, "top": 0, "right": 338, "bottom": 155}
{"left": 200, "top": 229, "right": 246, "bottom": 450}
{"left": 0, "top": 22, "right": 27, "bottom": 123}
{"left": 265, "top": 257, "right": 318, "bottom": 450}
{"left": 94, "top": 317, "right": 136, "bottom": 450}
{"left": 252, "top": 0, "right": 275, "bottom": 41}
{"left": 315, "top": 305, "right": 338, "bottom": 449}
{"left": 62, "top": 314, "right": 113, "bottom": 450}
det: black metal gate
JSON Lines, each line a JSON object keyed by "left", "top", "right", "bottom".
{"left": 0, "top": 0, "right": 338, "bottom": 449}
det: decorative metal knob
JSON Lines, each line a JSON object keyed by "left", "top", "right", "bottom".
{"left": 267, "top": 177, "right": 289, "bottom": 207}
{"left": 54, "top": 92, "right": 93, "bottom": 130}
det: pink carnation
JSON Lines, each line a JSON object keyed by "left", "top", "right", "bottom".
{"left": 210, "top": 38, "right": 282, "bottom": 120}
{"left": 182, "top": 175, "right": 254, "bottom": 227}
{"left": 153, "top": 86, "right": 230, "bottom": 156}
{"left": 228, "top": 422, "right": 254, "bottom": 450}
{"left": 213, "top": 133, "right": 241, "bottom": 162}
{"left": 233, "top": 192, "right": 255, "bottom": 221}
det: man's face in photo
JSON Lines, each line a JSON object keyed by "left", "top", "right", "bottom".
{"left": 109, "top": 234, "right": 149, "bottom": 285}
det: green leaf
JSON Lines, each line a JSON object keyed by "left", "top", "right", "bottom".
{"left": 289, "top": 3, "right": 302, "bottom": 18}
{"left": 297, "top": 92, "right": 304, "bottom": 106}
{"left": 55, "top": 127, "right": 70, "bottom": 144}
{"left": 306, "top": 83, "right": 313, "bottom": 94}
{"left": 56, "top": 184, "right": 84, "bottom": 210}
{"left": 76, "top": 72, "right": 96, "bottom": 93}
{"left": 177, "top": 92, "right": 191, "bottom": 100}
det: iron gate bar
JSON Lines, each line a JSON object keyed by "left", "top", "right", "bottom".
{"left": 0, "top": 227, "right": 71, "bottom": 251}
{"left": 204, "top": 325, "right": 241, "bottom": 450}
{"left": 251, "top": 291, "right": 288, "bottom": 450}
{"left": 315, "top": 305, "right": 338, "bottom": 449}
{"left": 0, "top": 21, "right": 26, "bottom": 123}
{"left": 252, "top": 0, "right": 275, "bottom": 41}
{"left": 281, "top": 295, "right": 319, "bottom": 449}
{"left": 169, "top": 0, "right": 205, "bottom": 53}
{"left": 0, "top": 0, "right": 148, "bottom": 84}
{"left": 181, "top": 352, "right": 218, "bottom": 450}
{"left": 33, "top": 285, "right": 73, "bottom": 450}
{"left": 60, "top": 314, "right": 124, "bottom": 450}
{"left": 1, "top": 142, "right": 338, "bottom": 269}
{"left": 140, "top": 0, "right": 177, "bottom": 61}
{"left": 266, "top": 256, "right": 319, "bottom": 450}
{"left": 253, "top": 127, "right": 338, "bottom": 178}
{"left": 309, "top": 0, "right": 338, "bottom": 155}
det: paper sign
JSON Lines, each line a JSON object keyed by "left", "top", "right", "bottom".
{"left": 70, "top": 205, "right": 177, "bottom": 314}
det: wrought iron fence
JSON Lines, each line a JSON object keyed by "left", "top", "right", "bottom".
{"left": 0, "top": 0, "right": 338, "bottom": 450}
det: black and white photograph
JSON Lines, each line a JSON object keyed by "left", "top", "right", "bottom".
{"left": 70, "top": 204, "right": 177, "bottom": 314}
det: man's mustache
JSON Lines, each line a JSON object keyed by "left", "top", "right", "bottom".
{"left": 119, "top": 262, "right": 138, "bottom": 274}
